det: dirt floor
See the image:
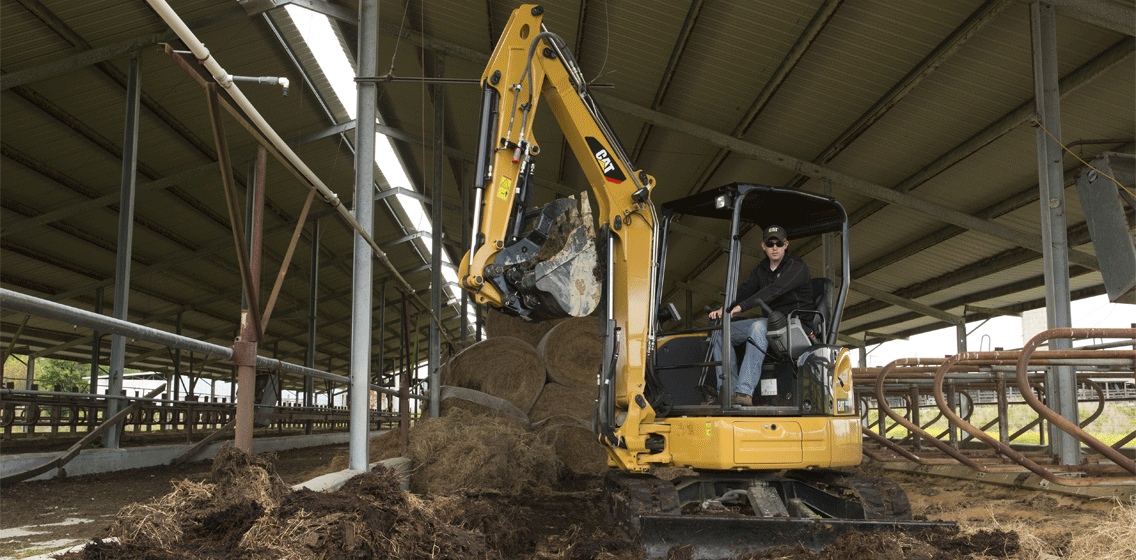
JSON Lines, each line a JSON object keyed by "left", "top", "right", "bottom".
{"left": 0, "top": 443, "right": 343, "bottom": 559}
{"left": 1, "top": 444, "right": 1132, "bottom": 560}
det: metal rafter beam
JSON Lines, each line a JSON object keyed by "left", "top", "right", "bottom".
{"left": 0, "top": 206, "right": 340, "bottom": 323}
{"left": 843, "top": 218, "right": 1106, "bottom": 321}
{"left": 10, "top": 0, "right": 219, "bottom": 163}
{"left": 793, "top": 0, "right": 1014, "bottom": 183}
{"left": 631, "top": 0, "right": 706, "bottom": 161}
{"left": 593, "top": 89, "right": 1100, "bottom": 270}
{"left": 849, "top": 280, "right": 965, "bottom": 325}
{"left": 1016, "top": 0, "right": 1136, "bottom": 36}
{"left": 837, "top": 36, "right": 1133, "bottom": 231}
{"left": 240, "top": 0, "right": 355, "bottom": 24}
{"left": 0, "top": 6, "right": 251, "bottom": 91}
{"left": 843, "top": 143, "right": 1133, "bottom": 279}
{"left": 1, "top": 162, "right": 219, "bottom": 237}
{"left": 849, "top": 280, "right": 1106, "bottom": 344}
{"left": 687, "top": 0, "right": 844, "bottom": 196}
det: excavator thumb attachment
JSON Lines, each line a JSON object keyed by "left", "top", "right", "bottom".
{"left": 489, "top": 192, "right": 600, "bottom": 322}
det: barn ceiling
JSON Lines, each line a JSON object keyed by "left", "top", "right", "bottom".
{"left": 1, "top": 0, "right": 1133, "bottom": 391}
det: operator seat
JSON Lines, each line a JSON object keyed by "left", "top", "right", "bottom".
{"left": 807, "top": 277, "right": 833, "bottom": 341}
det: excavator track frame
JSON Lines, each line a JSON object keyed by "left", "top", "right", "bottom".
{"left": 607, "top": 470, "right": 956, "bottom": 558}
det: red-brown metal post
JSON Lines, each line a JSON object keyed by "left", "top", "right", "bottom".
{"left": 233, "top": 146, "right": 266, "bottom": 452}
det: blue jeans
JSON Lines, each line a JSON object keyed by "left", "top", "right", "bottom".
{"left": 709, "top": 318, "right": 768, "bottom": 396}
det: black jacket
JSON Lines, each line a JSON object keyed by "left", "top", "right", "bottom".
{"left": 731, "top": 253, "right": 812, "bottom": 317}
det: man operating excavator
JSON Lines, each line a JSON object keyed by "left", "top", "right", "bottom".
{"left": 708, "top": 225, "right": 813, "bottom": 406}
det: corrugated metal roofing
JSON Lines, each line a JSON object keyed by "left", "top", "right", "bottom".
{"left": 1, "top": 0, "right": 1133, "bottom": 390}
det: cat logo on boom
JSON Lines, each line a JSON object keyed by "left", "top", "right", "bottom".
{"left": 586, "top": 137, "right": 626, "bottom": 184}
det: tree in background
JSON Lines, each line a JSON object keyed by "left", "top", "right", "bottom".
{"left": 2, "top": 355, "right": 91, "bottom": 392}
{"left": 39, "top": 358, "right": 89, "bottom": 392}
{"left": 2, "top": 354, "right": 29, "bottom": 388}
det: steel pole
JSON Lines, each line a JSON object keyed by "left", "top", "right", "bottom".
{"left": 1030, "top": 1, "right": 1077, "bottom": 465}
{"left": 90, "top": 288, "right": 102, "bottom": 395}
{"left": 460, "top": 164, "right": 470, "bottom": 342}
{"left": 349, "top": 0, "right": 378, "bottom": 472}
{"left": 429, "top": 52, "right": 444, "bottom": 419}
{"left": 305, "top": 219, "right": 320, "bottom": 435}
{"left": 234, "top": 146, "right": 266, "bottom": 452}
{"left": 105, "top": 51, "right": 141, "bottom": 449}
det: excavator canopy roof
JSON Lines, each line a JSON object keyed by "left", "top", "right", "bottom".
{"left": 660, "top": 183, "right": 848, "bottom": 239}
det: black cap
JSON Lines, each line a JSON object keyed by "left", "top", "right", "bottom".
{"left": 763, "top": 225, "right": 787, "bottom": 243}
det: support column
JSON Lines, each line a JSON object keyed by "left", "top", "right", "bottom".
{"left": 1031, "top": 1, "right": 1078, "bottom": 465}
{"left": 349, "top": 0, "right": 378, "bottom": 472}
{"left": 173, "top": 312, "right": 182, "bottom": 402}
{"left": 305, "top": 219, "right": 320, "bottom": 435}
{"left": 90, "top": 287, "right": 103, "bottom": 395}
{"left": 460, "top": 164, "right": 470, "bottom": 342}
{"left": 428, "top": 51, "right": 445, "bottom": 419}
{"left": 378, "top": 281, "right": 387, "bottom": 411}
{"left": 105, "top": 51, "right": 141, "bottom": 449}
{"left": 26, "top": 356, "right": 35, "bottom": 391}
{"left": 400, "top": 293, "right": 411, "bottom": 455}
{"left": 234, "top": 146, "right": 266, "bottom": 452}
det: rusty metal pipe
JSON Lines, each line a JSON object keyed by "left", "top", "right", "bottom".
{"left": 1079, "top": 379, "right": 1105, "bottom": 428}
{"left": 874, "top": 358, "right": 986, "bottom": 470}
{"left": 1016, "top": 328, "right": 1136, "bottom": 475}
{"left": 861, "top": 425, "right": 924, "bottom": 463}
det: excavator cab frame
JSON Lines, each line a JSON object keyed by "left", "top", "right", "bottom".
{"left": 649, "top": 182, "right": 852, "bottom": 418}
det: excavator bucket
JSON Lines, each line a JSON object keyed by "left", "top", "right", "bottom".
{"left": 531, "top": 192, "right": 600, "bottom": 317}
{"left": 505, "top": 192, "right": 600, "bottom": 321}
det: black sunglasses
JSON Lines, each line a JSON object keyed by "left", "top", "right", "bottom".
{"left": 764, "top": 240, "right": 785, "bottom": 248}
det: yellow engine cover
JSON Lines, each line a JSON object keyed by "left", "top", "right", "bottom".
{"left": 662, "top": 416, "right": 861, "bottom": 471}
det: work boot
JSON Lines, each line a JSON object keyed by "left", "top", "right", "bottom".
{"left": 732, "top": 392, "right": 752, "bottom": 406}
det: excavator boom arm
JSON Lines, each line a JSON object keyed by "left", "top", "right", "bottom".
{"left": 458, "top": 4, "right": 661, "bottom": 470}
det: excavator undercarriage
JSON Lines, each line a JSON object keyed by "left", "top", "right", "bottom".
{"left": 606, "top": 470, "right": 955, "bottom": 558}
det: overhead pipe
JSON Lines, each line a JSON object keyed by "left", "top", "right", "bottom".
{"left": 142, "top": 0, "right": 450, "bottom": 340}
{"left": 0, "top": 289, "right": 422, "bottom": 400}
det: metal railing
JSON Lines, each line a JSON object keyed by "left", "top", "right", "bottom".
{"left": 854, "top": 328, "right": 1136, "bottom": 489}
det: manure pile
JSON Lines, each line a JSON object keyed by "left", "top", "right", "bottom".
{"left": 57, "top": 446, "right": 538, "bottom": 560}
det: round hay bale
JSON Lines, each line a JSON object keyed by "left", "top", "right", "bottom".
{"left": 441, "top": 338, "right": 477, "bottom": 362}
{"left": 528, "top": 382, "right": 595, "bottom": 424}
{"left": 439, "top": 386, "right": 530, "bottom": 424}
{"left": 537, "top": 316, "right": 601, "bottom": 387}
{"left": 485, "top": 311, "right": 566, "bottom": 349}
{"left": 444, "top": 337, "right": 546, "bottom": 413}
{"left": 537, "top": 421, "right": 608, "bottom": 476}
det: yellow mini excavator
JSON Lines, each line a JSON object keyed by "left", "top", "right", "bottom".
{"left": 459, "top": 5, "right": 952, "bottom": 556}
